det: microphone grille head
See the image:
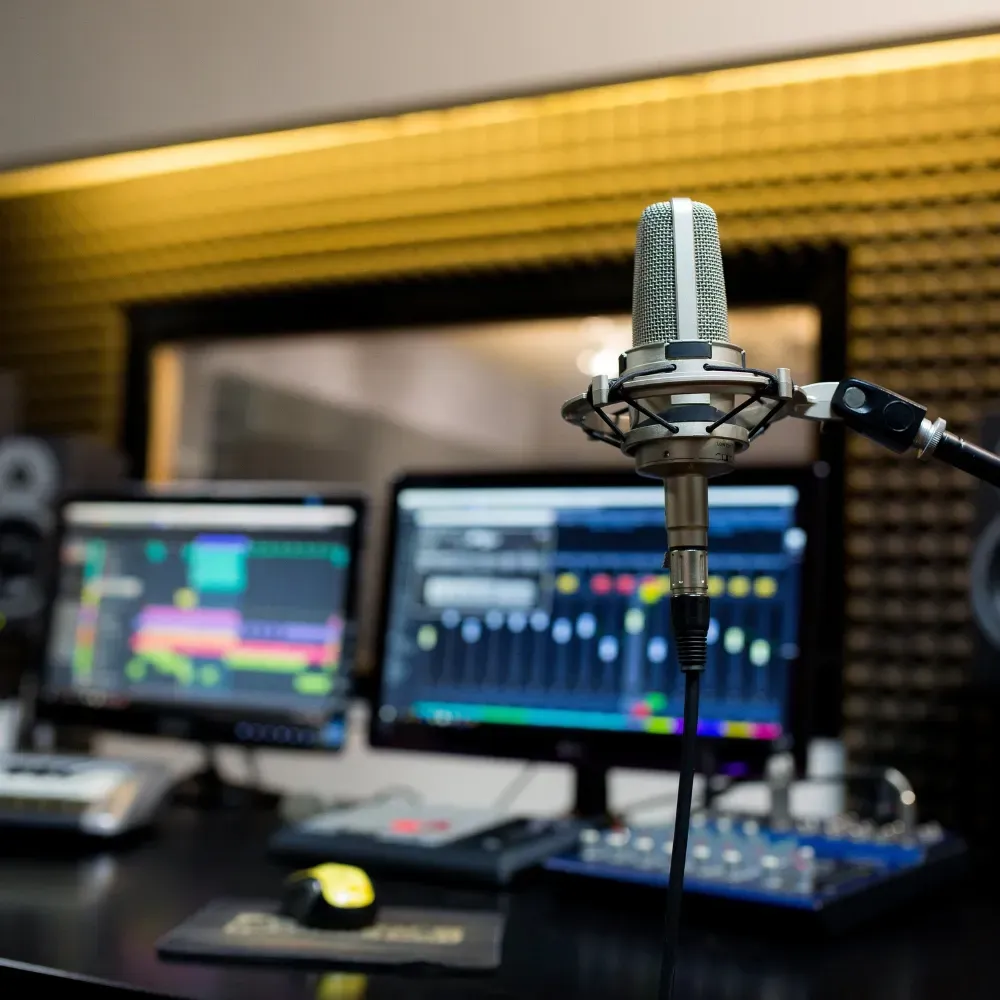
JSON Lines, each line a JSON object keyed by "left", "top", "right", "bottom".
{"left": 632, "top": 200, "right": 729, "bottom": 348}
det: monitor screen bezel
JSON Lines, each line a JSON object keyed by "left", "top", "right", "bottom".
{"left": 34, "top": 487, "right": 367, "bottom": 751}
{"left": 369, "top": 466, "right": 828, "bottom": 775}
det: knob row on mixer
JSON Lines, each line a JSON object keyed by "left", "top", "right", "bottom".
{"left": 584, "top": 811, "right": 945, "bottom": 850}
{"left": 577, "top": 821, "right": 822, "bottom": 893}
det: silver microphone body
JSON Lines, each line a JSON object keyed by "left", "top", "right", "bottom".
{"left": 626, "top": 197, "right": 743, "bottom": 484}
{"left": 560, "top": 196, "right": 768, "bottom": 665}
{"left": 630, "top": 198, "right": 733, "bottom": 608}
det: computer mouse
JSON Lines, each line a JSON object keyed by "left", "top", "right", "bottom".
{"left": 280, "top": 863, "right": 378, "bottom": 930}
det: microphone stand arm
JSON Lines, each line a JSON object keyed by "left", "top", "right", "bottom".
{"left": 786, "top": 378, "right": 1000, "bottom": 489}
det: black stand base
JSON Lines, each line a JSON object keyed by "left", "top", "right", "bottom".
{"left": 171, "top": 754, "right": 280, "bottom": 811}
{"left": 572, "top": 762, "right": 610, "bottom": 821}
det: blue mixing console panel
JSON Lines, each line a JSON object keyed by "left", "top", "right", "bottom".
{"left": 544, "top": 814, "right": 967, "bottom": 930}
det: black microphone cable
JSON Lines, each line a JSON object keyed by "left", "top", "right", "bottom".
{"left": 657, "top": 594, "right": 709, "bottom": 1000}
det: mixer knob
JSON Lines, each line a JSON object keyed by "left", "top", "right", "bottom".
{"left": 721, "top": 847, "right": 742, "bottom": 875}
{"left": 691, "top": 811, "right": 708, "bottom": 829}
{"left": 715, "top": 816, "right": 733, "bottom": 833}
{"left": 580, "top": 828, "right": 601, "bottom": 846}
{"left": 885, "top": 819, "right": 906, "bottom": 840}
{"left": 823, "top": 816, "right": 848, "bottom": 838}
{"left": 741, "top": 819, "right": 760, "bottom": 837}
{"left": 853, "top": 820, "right": 876, "bottom": 841}
{"left": 761, "top": 847, "right": 789, "bottom": 890}
{"left": 918, "top": 822, "right": 944, "bottom": 844}
{"left": 605, "top": 829, "right": 630, "bottom": 848}
{"left": 691, "top": 842, "right": 712, "bottom": 862}
{"left": 793, "top": 845, "right": 817, "bottom": 892}
{"left": 635, "top": 835, "right": 655, "bottom": 852}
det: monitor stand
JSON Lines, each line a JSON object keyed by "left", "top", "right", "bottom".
{"left": 572, "top": 762, "right": 610, "bottom": 820}
{"left": 171, "top": 746, "right": 281, "bottom": 810}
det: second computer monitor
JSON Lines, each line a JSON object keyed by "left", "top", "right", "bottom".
{"left": 37, "top": 490, "right": 366, "bottom": 750}
{"left": 372, "top": 469, "right": 822, "bottom": 783}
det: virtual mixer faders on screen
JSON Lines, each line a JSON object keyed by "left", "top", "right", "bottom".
{"left": 379, "top": 484, "right": 804, "bottom": 741}
{"left": 47, "top": 526, "right": 354, "bottom": 713}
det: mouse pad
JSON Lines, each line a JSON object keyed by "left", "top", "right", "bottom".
{"left": 156, "top": 899, "right": 504, "bottom": 971}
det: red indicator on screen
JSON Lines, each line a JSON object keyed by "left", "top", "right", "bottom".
{"left": 615, "top": 574, "right": 636, "bottom": 595}
{"left": 590, "top": 573, "right": 613, "bottom": 595}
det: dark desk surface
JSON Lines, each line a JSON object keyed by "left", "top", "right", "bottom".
{"left": 0, "top": 807, "right": 994, "bottom": 1000}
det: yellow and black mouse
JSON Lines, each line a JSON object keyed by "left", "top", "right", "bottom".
{"left": 280, "top": 863, "right": 378, "bottom": 930}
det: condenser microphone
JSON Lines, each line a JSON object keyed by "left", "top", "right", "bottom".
{"left": 631, "top": 201, "right": 726, "bottom": 1000}
{"left": 630, "top": 198, "right": 736, "bottom": 667}
{"left": 563, "top": 197, "right": 790, "bottom": 663}
{"left": 562, "top": 197, "right": 786, "bottom": 1000}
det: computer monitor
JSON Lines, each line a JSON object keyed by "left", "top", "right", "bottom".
{"left": 36, "top": 490, "right": 366, "bottom": 751}
{"left": 371, "top": 469, "right": 826, "bottom": 814}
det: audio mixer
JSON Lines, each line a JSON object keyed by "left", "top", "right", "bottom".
{"left": 545, "top": 813, "right": 966, "bottom": 930}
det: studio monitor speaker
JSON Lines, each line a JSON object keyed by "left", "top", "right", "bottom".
{"left": 0, "top": 436, "right": 123, "bottom": 636}
{"left": 970, "top": 414, "right": 1000, "bottom": 680}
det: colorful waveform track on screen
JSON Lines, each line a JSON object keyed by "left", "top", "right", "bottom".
{"left": 127, "top": 606, "right": 343, "bottom": 696}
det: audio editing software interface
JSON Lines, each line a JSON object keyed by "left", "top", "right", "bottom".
{"left": 379, "top": 483, "right": 805, "bottom": 739}
{"left": 43, "top": 500, "right": 358, "bottom": 745}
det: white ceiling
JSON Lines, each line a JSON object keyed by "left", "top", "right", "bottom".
{"left": 4, "top": 2, "right": 999, "bottom": 168}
